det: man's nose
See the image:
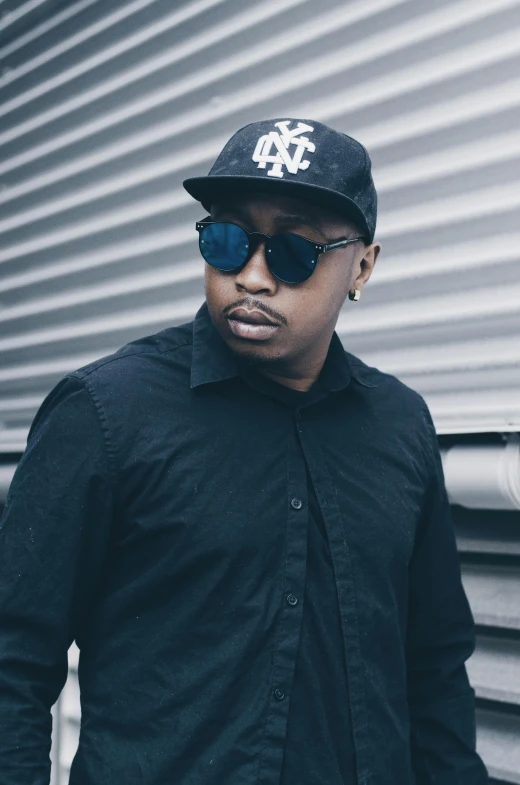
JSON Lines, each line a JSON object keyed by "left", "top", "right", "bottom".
{"left": 234, "top": 240, "right": 277, "bottom": 293}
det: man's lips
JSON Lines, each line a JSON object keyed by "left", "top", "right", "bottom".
{"left": 227, "top": 308, "right": 280, "bottom": 326}
{"left": 226, "top": 308, "right": 281, "bottom": 341}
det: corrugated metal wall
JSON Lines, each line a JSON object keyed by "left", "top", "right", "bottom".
{"left": 1, "top": 1, "right": 519, "bottom": 782}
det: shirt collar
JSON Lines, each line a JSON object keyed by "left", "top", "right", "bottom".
{"left": 190, "top": 300, "right": 376, "bottom": 392}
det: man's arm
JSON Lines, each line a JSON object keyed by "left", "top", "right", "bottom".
{"left": 406, "top": 401, "right": 489, "bottom": 784}
{"left": 0, "top": 375, "right": 115, "bottom": 785}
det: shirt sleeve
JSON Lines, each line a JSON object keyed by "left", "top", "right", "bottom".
{"left": 407, "top": 400, "right": 489, "bottom": 784}
{"left": 0, "top": 374, "right": 115, "bottom": 785}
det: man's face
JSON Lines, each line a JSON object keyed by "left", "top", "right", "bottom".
{"left": 204, "top": 192, "right": 378, "bottom": 370}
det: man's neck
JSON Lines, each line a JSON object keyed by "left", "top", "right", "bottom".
{"left": 255, "top": 348, "right": 329, "bottom": 391}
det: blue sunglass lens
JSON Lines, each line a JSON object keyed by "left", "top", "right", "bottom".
{"left": 268, "top": 233, "right": 316, "bottom": 283}
{"left": 199, "top": 223, "right": 249, "bottom": 271}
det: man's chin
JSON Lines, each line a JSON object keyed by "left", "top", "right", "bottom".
{"left": 232, "top": 344, "right": 284, "bottom": 370}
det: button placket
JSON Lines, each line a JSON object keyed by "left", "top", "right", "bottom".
{"left": 256, "top": 431, "right": 309, "bottom": 785}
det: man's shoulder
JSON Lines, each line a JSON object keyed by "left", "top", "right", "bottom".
{"left": 346, "top": 349, "right": 427, "bottom": 413}
{"left": 68, "top": 320, "right": 194, "bottom": 388}
{"left": 345, "top": 350, "right": 435, "bottom": 467}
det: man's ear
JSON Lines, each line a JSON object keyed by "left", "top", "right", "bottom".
{"left": 353, "top": 241, "right": 381, "bottom": 291}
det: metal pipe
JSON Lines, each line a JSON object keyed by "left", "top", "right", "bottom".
{"left": 441, "top": 435, "right": 520, "bottom": 511}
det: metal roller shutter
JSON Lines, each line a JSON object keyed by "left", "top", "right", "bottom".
{"left": 0, "top": 1, "right": 519, "bottom": 782}
{"left": 455, "top": 505, "right": 520, "bottom": 784}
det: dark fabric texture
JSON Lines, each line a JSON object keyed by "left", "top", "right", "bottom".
{"left": 0, "top": 300, "right": 488, "bottom": 785}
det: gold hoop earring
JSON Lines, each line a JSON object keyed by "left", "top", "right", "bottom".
{"left": 348, "top": 288, "right": 361, "bottom": 301}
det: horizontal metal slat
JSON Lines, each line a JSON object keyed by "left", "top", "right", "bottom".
{"left": 0, "top": 0, "right": 48, "bottom": 33}
{"left": 0, "top": 0, "right": 99, "bottom": 62}
{"left": 462, "top": 565, "right": 520, "bottom": 630}
{"left": 477, "top": 709, "right": 520, "bottom": 784}
{"left": 455, "top": 508, "right": 520, "bottom": 556}
{"left": 469, "top": 636, "right": 520, "bottom": 705}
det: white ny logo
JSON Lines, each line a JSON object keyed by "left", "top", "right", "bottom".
{"left": 252, "top": 121, "right": 315, "bottom": 178}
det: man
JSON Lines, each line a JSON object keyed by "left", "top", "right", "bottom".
{"left": 0, "top": 118, "right": 488, "bottom": 784}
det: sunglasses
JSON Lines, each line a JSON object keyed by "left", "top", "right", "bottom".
{"left": 195, "top": 219, "right": 365, "bottom": 284}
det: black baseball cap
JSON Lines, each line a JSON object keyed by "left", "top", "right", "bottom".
{"left": 183, "top": 117, "right": 377, "bottom": 242}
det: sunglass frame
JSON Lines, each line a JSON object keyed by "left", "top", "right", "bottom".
{"left": 195, "top": 219, "right": 365, "bottom": 259}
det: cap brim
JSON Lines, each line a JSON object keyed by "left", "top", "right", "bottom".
{"left": 183, "top": 175, "right": 372, "bottom": 242}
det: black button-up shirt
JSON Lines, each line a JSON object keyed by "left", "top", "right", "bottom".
{"left": 0, "top": 300, "right": 488, "bottom": 785}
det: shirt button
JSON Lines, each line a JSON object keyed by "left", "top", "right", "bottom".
{"left": 286, "top": 594, "right": 298, "bottom": 606}
{"left": 291, "top": 498, "right": 303, "bottom": 510}
{"left": 274, "top": 688, "right": 285, "bottom": 700}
